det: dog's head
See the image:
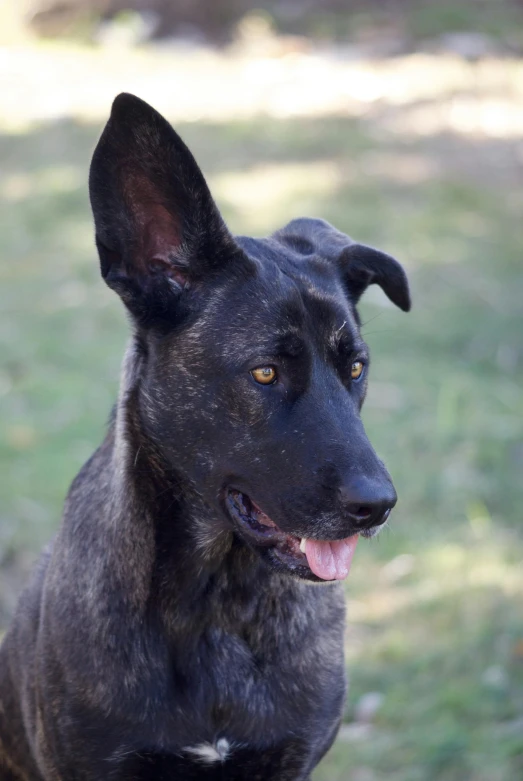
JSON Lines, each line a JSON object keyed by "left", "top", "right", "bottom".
{"left": 89, "top": 94, "right": 410, "bottom": 583}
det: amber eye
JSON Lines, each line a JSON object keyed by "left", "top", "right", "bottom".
{"left": 351, "top": 360, "right": 365, "bottom": 381}
{"left": 251, "top": 366, "right": 277, "bottom": 385}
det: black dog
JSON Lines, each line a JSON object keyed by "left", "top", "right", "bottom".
{"left": 0, "top": 94, "right": 410, "bottom": 780}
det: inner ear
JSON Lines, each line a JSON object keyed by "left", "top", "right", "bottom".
{"left": 124, "top": 175, "right": 185, "bottom": 283}
{"left": 95, "top": 168, "right": 190, "bottom": 314}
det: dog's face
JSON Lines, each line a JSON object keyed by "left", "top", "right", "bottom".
{"left": 89, "top": 94, "right": 410, "bottom": 583}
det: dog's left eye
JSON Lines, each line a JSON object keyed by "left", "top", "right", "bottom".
{"left": 351, "top": 361, "right": 365, "bottom": 381}
{"left": 251, "top": 366, "right": 277, "bottom": 385}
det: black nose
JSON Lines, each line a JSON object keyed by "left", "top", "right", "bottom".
{"left": 339, "top": 476, "right": 397, "bottom": 532}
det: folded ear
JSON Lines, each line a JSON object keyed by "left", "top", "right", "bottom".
{"left": 339, "top": 243, "right": 411, "bottom": 312}
{"left": 89, "top": 93, "right": 247, "bottom": 325}
{"left": 276, "top": 217, "right": 411, "bottom": 312}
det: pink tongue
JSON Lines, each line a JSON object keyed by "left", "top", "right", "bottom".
{"left": 304, "top": 535, "right": 359, "bottom": 581}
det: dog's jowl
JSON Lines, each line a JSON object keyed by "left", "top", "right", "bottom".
{"left": 0, "top": 94, "right": 410, "bottom": 780}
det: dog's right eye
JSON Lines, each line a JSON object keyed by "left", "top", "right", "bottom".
{"left": 251, "top": 366, "right": 277, "bottom": 385}
{"left": 351, "top": 360, "right": 365, "bottom": 381}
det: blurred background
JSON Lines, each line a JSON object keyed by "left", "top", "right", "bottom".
{"left": 1, "top": 1, "right": 523, "bottom": 779}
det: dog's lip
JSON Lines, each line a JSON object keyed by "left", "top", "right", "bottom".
{"left": 225, "top": 488, "right": 311, "bottom": 573}
{"left": 224, "top": 488, "right": 363, "bottom": 581}
{"left": 225, "top": 489, "right": 302, "bottom": 549}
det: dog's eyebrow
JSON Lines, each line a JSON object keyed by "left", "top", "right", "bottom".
{"left": 277, "top": 331, "right": 306, "bottom": 357}
{"left": 329, "top": 319, "right": 365, "bottom": 355}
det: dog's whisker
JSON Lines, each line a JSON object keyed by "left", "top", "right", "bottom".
{"left": 360, "top": 312, "right": 384, "bottom": 328}
{"left": 361, "top": 329, "right": 392, "bottom": 337}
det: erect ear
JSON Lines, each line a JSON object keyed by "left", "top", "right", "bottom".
{"left": 275, "top": 217, "right": 411, "bottom": 312}
{"left": 89, "top": 93, "right": 248, "bottom": 325}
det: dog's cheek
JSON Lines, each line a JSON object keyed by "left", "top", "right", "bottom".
{"left": 219, "top": 379, "right": 271, "bottom": 428}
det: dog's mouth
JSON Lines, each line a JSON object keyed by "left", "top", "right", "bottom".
{"left": 225, "top": 489, "right": 359, "bottom": 582}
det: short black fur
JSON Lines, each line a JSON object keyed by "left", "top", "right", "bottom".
{"left": 0, "top": 94, "right": 410, "bottom": 780}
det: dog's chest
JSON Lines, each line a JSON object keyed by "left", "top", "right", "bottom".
{"left": 115, "top": 738, "right": 310, "bottom": 780}
{"left": 170, "top": 626, "right": 327, "bottom": 742}
{"left": 175, "top": 588, "right": 347, "bottom": 738}
{"left": 105, "top": 582, "right": 346, "bottom": 779}
{"left": 135, "top": 628, "right": 342, "bottom": 779}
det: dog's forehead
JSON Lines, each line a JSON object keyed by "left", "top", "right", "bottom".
{"left": 230, "top": 234, "right": 360, "bottom": 340}
{"left": 236, "top": 235, "right": 337, "bottom": 283}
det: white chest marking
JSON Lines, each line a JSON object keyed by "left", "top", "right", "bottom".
{"left": 184, "top": 738, "right": 231, "bottom": 764}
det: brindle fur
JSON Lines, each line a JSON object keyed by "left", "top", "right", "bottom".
{"left": 0, "top": 94, "right": 410, "bottom": 780}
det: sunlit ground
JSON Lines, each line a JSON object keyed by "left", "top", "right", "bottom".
{"left": 1, "top": 40, "right": 523, "bottom": 138}
{"left": 0, "top": 38, "right": 522, "bottom": 781}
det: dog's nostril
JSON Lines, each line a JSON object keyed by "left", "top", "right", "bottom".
{"left": 345, "top": 503, "right": 393, "bottom": 531}
{"left": 350, "top": 505, "right": 372, "bottom": 521}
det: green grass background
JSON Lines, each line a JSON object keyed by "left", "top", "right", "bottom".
{"left": 1, "top": 91, "right": 522, "bottom": 779}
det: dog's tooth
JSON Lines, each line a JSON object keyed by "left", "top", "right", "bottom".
{"left": 299, "top": 538, "right": 307, "bottom": 554}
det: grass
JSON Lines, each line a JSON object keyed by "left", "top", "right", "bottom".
{"left": 0, "top": 93, "right": 522, "bottom": 778}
